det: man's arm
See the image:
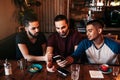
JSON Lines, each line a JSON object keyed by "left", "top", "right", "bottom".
{"left": 18, "top": 44, "right": 46, "bottom": 62}
{"left": 41, "top": 43, "right": 46, "bottom": 55}
{"left": 45, "top": 46, "right": 57, "bottom": 72}
{"left": 45, "top": 46, "right": 54, "bottom": 62}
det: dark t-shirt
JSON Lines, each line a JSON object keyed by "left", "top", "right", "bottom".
{"left": 16, "top": 31, "right": 46, "bottom": 60}
{"left": 47, "top": 29, "right": 82, "bottom": 58}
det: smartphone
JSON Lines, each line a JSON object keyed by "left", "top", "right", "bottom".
{"left": 57, "top": 67, "right": 70, "bottom": 77}
{"left": 53, "top": 55, "right": 65, "bottom": 61}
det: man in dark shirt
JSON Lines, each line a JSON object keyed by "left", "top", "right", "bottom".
{"left": 46, "top": 15, "right": 82, "bottom": 71}
{"left": 47, "top": 29, "right": 81, "bottom": 58}
{"left": 16, "top": 13, "right": 47, "bottom": 62}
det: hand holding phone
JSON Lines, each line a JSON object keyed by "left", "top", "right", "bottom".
{"left": 53, "top": 55, "right": 68, "bottom": 67}
{"left": 53, "top": 55, "right": 65, "bottom": 61}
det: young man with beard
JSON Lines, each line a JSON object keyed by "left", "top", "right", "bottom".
{"left": 46, "top": 15, "right": 82, "bottom": 71}
{"left": 16, "top": 13, "right": 47, "bottom": 62}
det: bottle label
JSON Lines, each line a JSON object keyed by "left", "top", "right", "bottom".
{"left": 4, "top": 63, "right": 12, "bottom": 75}
{"left": 5, "top": 68, "right": 12, "bottom": 75}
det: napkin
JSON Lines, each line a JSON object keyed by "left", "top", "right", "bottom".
{"left": 89, "top": 70, "right": 104, "bottom": 78}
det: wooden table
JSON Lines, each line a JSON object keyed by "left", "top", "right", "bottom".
{"left": 0, "top": 60, "right": 119, "bottom": 80}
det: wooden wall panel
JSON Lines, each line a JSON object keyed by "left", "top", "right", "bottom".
{"left": 33, "top": 0, "right": 69, "bottom": 32}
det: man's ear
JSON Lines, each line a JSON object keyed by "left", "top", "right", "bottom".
{"left": 25, "top": 27, "right": 27, "bottom": 31}
{"left": 98, "top": 28, "right": 102, "bottom": 34}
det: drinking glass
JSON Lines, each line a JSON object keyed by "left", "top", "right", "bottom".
{"left": 112, "top": 66, "right": 119, "bottom": 77}
{"left": 17, "top": 59, "right": 27, "bottom": 70}
{"left": 71, "top": 64, "right": 80, "bottom": 80}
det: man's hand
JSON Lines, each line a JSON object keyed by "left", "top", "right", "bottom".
{"left": 45, "top": 52, "right": 53, "bottom": 62}
{"left": 56, "top": 60, "right": 68, "bottom": 67}
{"left": 56, "top": 56, "right": 74, "bottom": 67}
{"left": 46, "top": 62, "right": 56, "bottom": 72}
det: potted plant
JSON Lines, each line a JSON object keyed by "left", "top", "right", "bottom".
{"left": 12, "top": 0, "right": 41, "bottom": 26}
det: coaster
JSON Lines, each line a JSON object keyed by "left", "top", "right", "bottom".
{"left": 89, "top": 70, "right": 104, "bottom": 78}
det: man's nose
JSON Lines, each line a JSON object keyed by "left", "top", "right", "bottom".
{"left": 59, "top": 29, "right": 63, "bottom": 33}
{"left": 35, "top": 28, "right": 39, "bottom": 32}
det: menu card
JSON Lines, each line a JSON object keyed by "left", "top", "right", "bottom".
{"left": 89, "top": 70, "right": 104, "bottom": 78}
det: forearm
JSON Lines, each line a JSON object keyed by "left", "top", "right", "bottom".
{"left": 42, "top": 43, "right": 47, "bottom": 56}
{"left": 45, "top": 47, "right": 54, "bottom": 63}
{"left": 25, "top": 55, "right": 46, "bottom": 62}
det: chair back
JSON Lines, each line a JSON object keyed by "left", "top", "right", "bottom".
{"left": 104, "top": 34, "right": 118, "bottom": 40}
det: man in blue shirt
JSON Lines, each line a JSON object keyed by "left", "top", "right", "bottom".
{"left": 63, "top": 20, "right": 120, "bottom": 66}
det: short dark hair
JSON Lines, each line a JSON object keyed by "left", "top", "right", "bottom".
{"left": 86, "top": 20, "right": 104, "bottom": 29}
{"left": 22, "top": 13, "right": 38, "bottom": 27}
{"left": 54, "top": 15, "right": 68, "bottom": 24}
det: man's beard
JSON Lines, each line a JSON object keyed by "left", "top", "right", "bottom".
{"left": 28, "top": 31, "right": 39, "bottom": 38}
{"left": 59, "top": 30, "right": 69, "bottom": 38}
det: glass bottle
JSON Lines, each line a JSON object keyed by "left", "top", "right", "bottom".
{"left": 4, "top": 59, "right": 12, "bottom": 75}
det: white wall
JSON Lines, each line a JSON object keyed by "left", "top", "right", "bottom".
{"left": 0, "top": 0, "right": 18, "bottom": 40}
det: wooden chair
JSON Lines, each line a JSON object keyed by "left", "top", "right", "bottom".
{"left": 17, "top": 26, "right": 25, "bottom": 32}
{"left": 104, "top": 34, "right": 118, "bottom": 40}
